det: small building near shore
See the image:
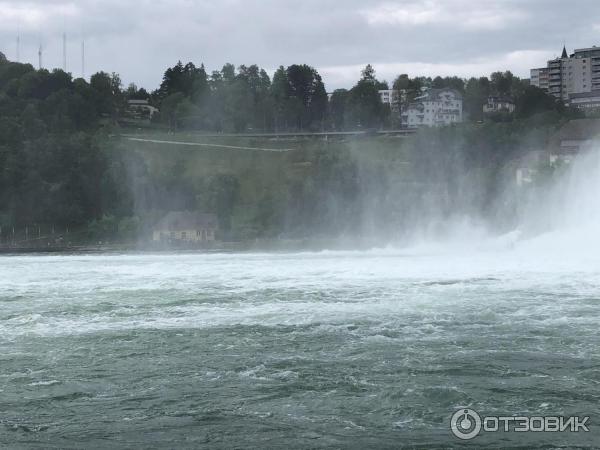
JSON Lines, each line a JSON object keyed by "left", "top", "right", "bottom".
{"left": 153, "top": 211, "right": 218, "bottom": 243}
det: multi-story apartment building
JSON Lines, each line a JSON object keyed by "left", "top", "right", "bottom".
{"left": 570, "top": 46, "right": 600, "bottom": 92}
{"left": 547, "top": 56, "right": 565, "bottom": 100}
{"left": 401, "top": 88, "right": 463, "bottom": 128}
{"left": 531, "top": 46, "right": 600, "bottom": 109}
{"left": 530, "top": 67, "right": 549, "bottom": 90}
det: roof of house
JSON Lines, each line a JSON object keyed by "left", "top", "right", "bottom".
{"left": 128, "top": 99, "right": 153, "bottom": 106}
{"left": 406, "top": 102, "right": 424, "bottom": 112}
{"left": 155, "top": 211, "right": 218, "bottom": 231}
{"left": 416, "top": 88, "right": 463, "bottom": 102}
{"left": 488, "top": 95, "right": 515, "bottom": 104}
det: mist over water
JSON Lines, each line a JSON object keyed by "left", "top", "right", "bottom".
{"left": 1, "top": 149, "right": 600, "bottom": 448}
{"left": 517, "top": 148, "right": 600, "bottom": 253}
{"left": 408, "top": 146, "right": 600, "bottom": 260}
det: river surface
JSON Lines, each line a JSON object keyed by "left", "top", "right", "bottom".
{"left": 1, "top": 244, "right": 599, "bottom": 448}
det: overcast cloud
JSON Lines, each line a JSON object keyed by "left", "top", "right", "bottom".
{"left": 2, "top": 0, "right": 600, "bottom": 90}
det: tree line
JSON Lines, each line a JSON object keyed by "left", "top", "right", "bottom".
{"left": 135, "top": 61, "right": 573, "bottom": 132}
{"left": 0, "top": 52, "right": 131, "bottom": 237}
{"left": 0, "top": 50, "right": 580, "bottom": 245}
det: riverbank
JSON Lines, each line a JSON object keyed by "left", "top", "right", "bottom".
{"left": 0, "top": 237, "right": 390, "bottom": 255}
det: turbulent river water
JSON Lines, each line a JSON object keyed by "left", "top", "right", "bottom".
{"left": 1, "top": 241, "right": 600, "bottom": 448}
{"left": 3, "top": 150, "right": 600, "bottom": 448}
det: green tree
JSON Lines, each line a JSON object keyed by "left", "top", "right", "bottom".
{"left": 90, "top": 71, "right": 123, "bottom": 119}
{"left": 464, "top": 76, "right": 490, "bottom": 121}
{"left": 515, "top": 86, "right": 563, "bottom": 118}
{"left": 345, "top": 65, "right": 387, "bottom": 129}
{"left": 329, "top": 89, "right": 348, "bottom": 130}
{"left": 286, "top": 64, "right": 327, "bottom": 130}
{"left": 271, "top": 66, "right": 291, "bottom": 131}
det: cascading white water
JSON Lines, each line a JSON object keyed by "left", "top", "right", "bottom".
{"left": 2, "top": 148, "right": 600, "bottom": 448}
{"left": 515, "top": 148, "right": 600, "bottom": 257}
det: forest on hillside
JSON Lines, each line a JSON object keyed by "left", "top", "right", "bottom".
{"left": 141, "top": 60, "right": 575, "bottom": 132}
{"left": 0, "top": 51, "right": 582, "bottom": 246}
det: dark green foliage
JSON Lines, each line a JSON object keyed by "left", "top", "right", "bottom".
{"left": 154, "top": 61, "right": 328, "bottom": 132}
{"left": 328, "top": 89, "right": 348, "bottom": 131}
{"left": 393, "top": 74, "right": 425, "bottom": 103}
{"left": 0, "top": 59, "right": 131, "bottom": 237}
{"left": 345, "top": 66, "right": 389, "bottom": 129}
{"left": 149, "top": 60, "right": 568, "bottom": 134}
{"left": 0, "top": 53, "right": 581, "bottom": 246}
{"left": 515, "top": 86, "right": 564, "bottom": 118}
{"left": 201, "top": 174, "right": 240, "bottom": 233}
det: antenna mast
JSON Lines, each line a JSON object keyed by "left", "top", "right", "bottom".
{"left": 38, "top": 44, "right": 43, "bottom": 69}
{"left": 62, "top": 32, "right": 67, "bottom": 71}
{"left": 16, "top": 27, "right": 20, "bottom": 62}
{"left": 81, "top": 39, "right": 85, "bottom": 78}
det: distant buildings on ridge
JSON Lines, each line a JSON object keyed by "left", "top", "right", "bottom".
{"left": 483, "top": 96, "right": 515, "bottom": 114}
{"left": 531, "top": 45, "right": 600, "bottom": 111}
{"left": 402, "top": 89, "right": 463, "bottom": 128}
{"left": 378, "top": 87, "right": 464, "bottom": 128}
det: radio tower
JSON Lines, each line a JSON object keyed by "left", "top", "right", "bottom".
{"left": 62, "top": 32, "right": 67, "bottom": 71}
{"left": 81, "top": 39, "right": 85, "bottom": 78}
{"left": 16, "top": 29, "right": 20, "bottom": 62}
{"left": 38, "top": 44, "right": 43, "bottom": 69}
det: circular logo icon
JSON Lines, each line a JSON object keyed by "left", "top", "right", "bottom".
{"left": 450, "top": 408, "right": 482, "bottom": 440}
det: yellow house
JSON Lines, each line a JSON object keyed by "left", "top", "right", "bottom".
{"left": 153, "top": 211, "right": 218, "bottom": 243}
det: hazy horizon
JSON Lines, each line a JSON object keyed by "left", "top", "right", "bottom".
{"left": 3, "top": 0, "right": 600, "bottom": 90}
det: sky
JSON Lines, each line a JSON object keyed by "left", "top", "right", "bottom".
{"left": 2, "top": 0, "right": 600, "bottom": 91}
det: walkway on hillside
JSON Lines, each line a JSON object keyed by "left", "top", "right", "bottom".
{"left": 125, "top": 137, "right": 294, "bottom": 152}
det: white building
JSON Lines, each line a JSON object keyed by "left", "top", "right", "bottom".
{"left": 153, "top": 211, "right": 218, "bottom": 243}
{"left": 126, "top": 99, "right": 159, "bottom": 119}
{"left": 483, "top": 96, "right": 515, "bottom": 114}
{"left": 378, "top": 89, "right": 404, "bottom": 116}
{"left": 378, "top": 89, "right": 394, "bottom": 105}
{"left": 401, "top": 88, "right": 463, "bottom": 128}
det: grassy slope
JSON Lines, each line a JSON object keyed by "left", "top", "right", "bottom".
{"left": 118, "top": 131, "right": 414, "bottom": 240}
{"left": 121, "top": 132, "right": 412, "bottom": 190}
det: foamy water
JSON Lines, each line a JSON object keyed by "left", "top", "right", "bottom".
{"left": 3, "top": 149, "right": 600, "bottom": 447}
{"left": 1, "top": 245, "right": 599, "bottom": 447}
